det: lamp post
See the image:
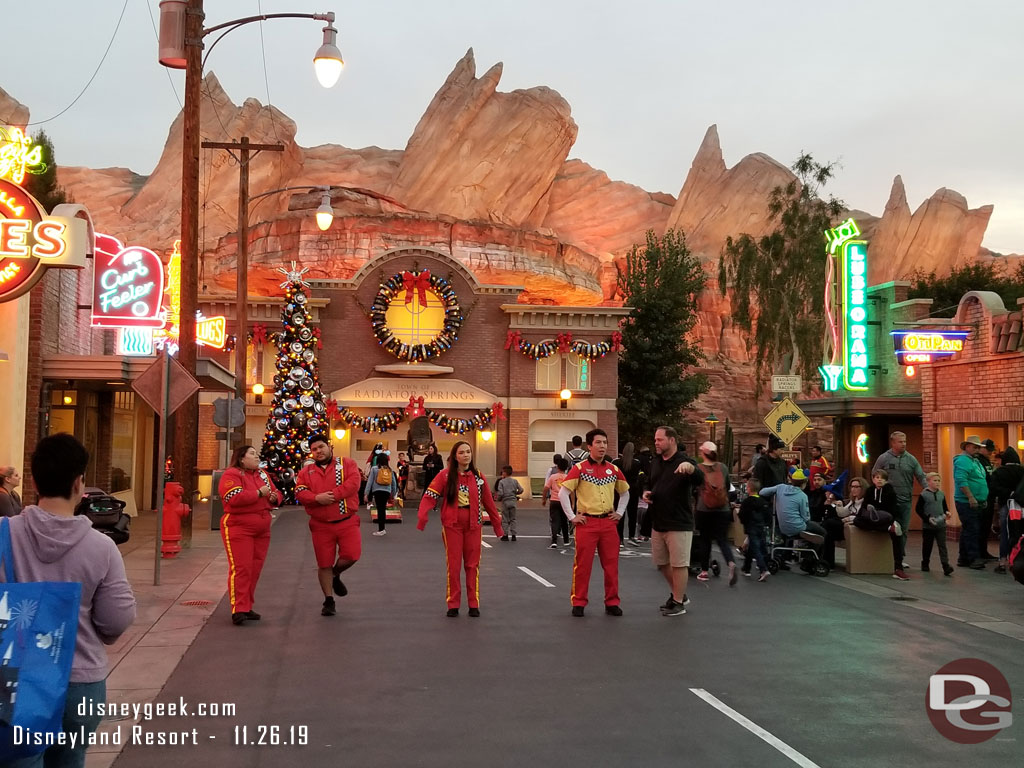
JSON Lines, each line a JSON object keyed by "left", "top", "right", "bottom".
{"left": 157, "top": 0, "right": 342, "bottom": 537}
{"left": 704, "top": 412, "right": 719, "bottom": 443}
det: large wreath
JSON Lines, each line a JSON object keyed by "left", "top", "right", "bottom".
{"left": 369, "top": 270, "right": 463, "bottom": 362}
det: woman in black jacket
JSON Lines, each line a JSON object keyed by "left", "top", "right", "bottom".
{"left": 990, "top": 447, "right": 1024, "bottom": 573}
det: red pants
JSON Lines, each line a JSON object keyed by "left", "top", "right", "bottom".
{"left": 571, "top": 516, "right": 620, "bottom": 607}
{"left": 442, "top": 507, "right": 483, "bottom": 609}
{"left": 221, "top": 511, "right": 271, "bottom": 613}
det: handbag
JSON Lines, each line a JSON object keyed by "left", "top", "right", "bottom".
{"left": 853, "top": 503, "right": 894, "bottom": 532}
{"left": 0, "top": 518, "right": 82, "bottom": 760}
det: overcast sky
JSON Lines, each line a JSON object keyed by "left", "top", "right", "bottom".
{"left": 2, "top": 1, "right": 1021, "bottom": 253}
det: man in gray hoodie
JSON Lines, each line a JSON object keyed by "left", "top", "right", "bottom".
{"left": 3, "top": 433, "right": 136, "bottom": 766}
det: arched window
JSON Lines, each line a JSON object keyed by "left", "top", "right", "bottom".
{"left": 535, "top": 351, "right": 562, "bottom": 391}
{"left": 565, "top": 353, "right": 591, "bottom": 392}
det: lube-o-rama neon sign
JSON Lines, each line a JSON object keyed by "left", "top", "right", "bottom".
{"left": 819, "top": 218, "right": 869, "bottom": 392}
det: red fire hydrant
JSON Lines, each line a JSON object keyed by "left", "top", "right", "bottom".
{"left": 161, "top": 482, "right": 190, "bottom": 558}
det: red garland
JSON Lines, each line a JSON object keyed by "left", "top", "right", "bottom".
{"left": 252, "top": 323, "right": 268, "bottom": 346}
{"left": 402, "top": 270, "right": 432, "bottom": 307}
{"left": 492, "top": 402, "right": 506, "bottom": 422}
{"left": 556, "top": 332, "right": 573, "bottom": 354}
{"left": 611, "top": 331, "right": 622, "bottom": 351}
{"left": 312, "top": 327, "right": 323, "bottom": 350}
{"left": 504, "top": 330, "right": 522, "bottom": 351}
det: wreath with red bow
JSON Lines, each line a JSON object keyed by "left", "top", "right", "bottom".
{"left": 369, "top": 270, "right": 463, "bottom": 362}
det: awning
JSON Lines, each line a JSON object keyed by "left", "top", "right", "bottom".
{"left": 795, "top": 396, "right": 922, "bottom": 419}
{"left": 41, "top": 355, "right": 235, "bottom": 392}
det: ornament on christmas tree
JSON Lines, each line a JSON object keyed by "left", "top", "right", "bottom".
{"left": 260, "top": 261, "right": 327, "bottom": 502}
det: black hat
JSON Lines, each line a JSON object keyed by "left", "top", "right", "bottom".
{"left": 982, "top": 439, "right": 996, "bottom": 451}
{"left": 768, "top": 435, "right": 785, "bottom": 451}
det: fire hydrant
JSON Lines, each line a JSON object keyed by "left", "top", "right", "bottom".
{"left": 161, "top": 482, "right": 190, "bottom": 558}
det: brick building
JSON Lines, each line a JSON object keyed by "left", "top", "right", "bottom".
{"left": 919, "top": 290, "right": 1024, "bottom": 480}
{"left": 197, "top": 247, "right": 628, "bottom": 496}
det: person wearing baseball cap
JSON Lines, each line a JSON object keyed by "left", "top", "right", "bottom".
{"left": 953, "top": 435, "right": 989, "bottom": 569}
{"left": 693, "top": 441, "right": 737, "bottom": 586}
{"left": 976, "top": 439, "right": 999, "bottom": 561}
{"left": 754, "top": 436, "right": 788, "bottom": 490}
{"left": 761, "top": 468, "right": 827, "bottom": 564}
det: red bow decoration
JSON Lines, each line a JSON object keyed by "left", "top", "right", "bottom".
{"left": 492, "top": 402, "right": 506, "bottom": 422}
{"left": 504, "top": 330, "right": 522, "bottom": 351}
{"left": 405, "top": 395, "right": 426, "bottom": 419}
{"left": 556, "top": 332, "right": 573, "bottom": 354}
{"left": 611, "top": 331, "right": 622, "bottom": 351}
{"left": 402, "top": 270, "right": 432, "bottom": 307}
{"left": 312, "top": 327, "right": 323, "bottom": 350}
{"left": 252, "top": 323, "right": 268, "bottom": 346}
{"left": 324, "top": 398, "right": 340, "bottom": 421}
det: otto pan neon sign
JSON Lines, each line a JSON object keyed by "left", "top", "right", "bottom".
{"left": 818, "top": 218, "right": 869, "bottom": 392}
{"left": 891, "top": 330, "right": 968, "bottom": 365}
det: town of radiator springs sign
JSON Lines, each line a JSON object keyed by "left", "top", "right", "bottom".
{"left": 0, "top": 178, "right": 89, "bottom": 303}
{"left": 819, "top": 218, "right": 870, "bottom": 392}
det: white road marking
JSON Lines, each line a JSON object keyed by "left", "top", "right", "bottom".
{"left": 518, "top": 566, "right": 556, "bottom": 588}
{"left": 483, "top": 534, "right": 553, "bottom": 539}
{"left": 481, "top": 540, "right": 492, "bottom": 549}
{"left": 689, "top": 689, "right": 822, "bottom": 768}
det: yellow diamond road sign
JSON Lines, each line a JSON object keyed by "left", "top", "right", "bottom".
{"left": 763, "top": 397, "right": 811, "bottom": 447}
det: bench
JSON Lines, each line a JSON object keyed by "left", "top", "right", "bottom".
{"left": 838, "top": 525, "right": 893, "bottom": 574}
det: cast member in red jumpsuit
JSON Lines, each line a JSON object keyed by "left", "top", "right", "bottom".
{"left": 296, "top": 434, "right": 363, "bottom": 617}
{"left": 218, "top": 445, "right": 280, "bottom": 625}
{"left": 417, "top": 441, "right": 504, "bottom": 617}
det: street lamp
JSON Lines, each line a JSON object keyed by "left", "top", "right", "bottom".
{"left": 480, "top": 430, "right": 493, "bottom": 442}
{"left": 313, "top": 18, "right": 344, "bottom": 87}
{"left": 559, "top": 389, "right": 572, "bottom": 410}
{"left": 157, "top": 0, "right": 343, "bottom": 537}
{"left": 704, "top": 412, "right": 719, "bottom": 442}
{"left": 333, "top": 426, "right": 346, "bottom": 440}
{"left": 315, "top": 190, "right": 335, "bottom": 231}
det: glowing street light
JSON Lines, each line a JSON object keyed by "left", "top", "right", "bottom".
{"left": 559, "top": 389, "right": 572, "bottom": 410}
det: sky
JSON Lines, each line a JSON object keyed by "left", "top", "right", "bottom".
{"left": 1, "top": 1, "right": 1021, "bottom": 253}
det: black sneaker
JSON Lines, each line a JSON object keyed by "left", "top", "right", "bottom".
{"left": 231, "top": 612, "right": 248, "bottom": 625}
{"left": 549, "top": 542, "right": 558, "bottom": 549}
{"left": 661, "top": 593, "right": 674, "bottom": 610}
{"left": 571, "top": 606, "right": 585, "bottom": 617}
{"left": 446, "top": 608, "right": 459, "bottom": 617}
{"left": 943, "top": 564, "right": 955, "bottom": 576}
{"left": 468, "top": 607, "right": 480, "bottom": 617}
{"left": 511, "top": 535, "right": 517, "bottom": 541}
{"left": 920, "top": 562, "right": 930, "bottom": 572}
{"left": 969, "top": 560, "right": 986, "bottom": 570}
{"left": 605, "top": 605, "right": 623, "bottom": 617}
{"left": 246, "top": 611, "right": 261, "bottom": 621}
{"left": 661, "top": 599, "right": 686, "bottom": 617}
{"left": 500, "top": 535, "right": 510, "bottom": 541}
{"left": 332, "top": 574, "right": 348, "bottom": 597}
{"left": 321, "top": 598, "right": 336, "bottom": 617}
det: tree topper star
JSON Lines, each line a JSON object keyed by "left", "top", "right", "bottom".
{"left": 277, "top": 261, "right": 311, "bottom": 289}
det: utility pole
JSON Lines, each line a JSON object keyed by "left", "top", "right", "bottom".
{"left": 175, "top": 0, "right": 204, "bottom": 544}
{"left": 201, "top": 137, "right": 284, "bottom": 402}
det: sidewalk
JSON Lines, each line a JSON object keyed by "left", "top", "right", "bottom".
{"left": 86, "top": 502, "right": 231, "bottom": 768}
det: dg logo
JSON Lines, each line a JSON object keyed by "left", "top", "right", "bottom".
{"left": 926, "top": 658, "right": 1012, "bottom": 743}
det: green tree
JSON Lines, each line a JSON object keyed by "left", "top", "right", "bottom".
{"left": 617, "top": 229, "right": 709, "bottom": 445}
{"left": 718, "top": 153, "right": 844, "bottom": 391}
{"left": 908, "top": 261, "right": 1024, "bottom": 317}
{"left": 22, "top": 130, "right": 68, "bottom": 212}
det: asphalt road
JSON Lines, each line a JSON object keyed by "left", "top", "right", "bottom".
{"left": 111, "top": 506, "right": 1022, "bottom": 767}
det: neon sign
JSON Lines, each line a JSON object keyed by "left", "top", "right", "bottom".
{"left": 117, "top": 328, "right": 155, "bottom": 357}
{"left": 0, "top": 128, "right": 44, "bottom": 185}
{"left": 153, "top": 242, "right": 226, "bottom": 353}
{"left": 856, "top": 433, "right": 869, "bottom": 463}
{"left": 818, "top": 218, "right": 869, "bottom": 391}
{"left": 91, "top": 233, "right": 165, "bottom": 328}
{"left": 0, "top": 179, "right": 88, "bottom": 303}
{"left": 891, "top": 330, "right": 968, "bottom": 365}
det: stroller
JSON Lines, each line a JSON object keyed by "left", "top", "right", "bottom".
{"left": 75, "top": 487, "right": 131, "bottom": 544}
{"left": 765, "top": 499, "right": 829, "bottom": 577}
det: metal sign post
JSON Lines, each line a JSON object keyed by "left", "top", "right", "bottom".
{"left": 153, "top": 350, "right": 171, "bottom": 586}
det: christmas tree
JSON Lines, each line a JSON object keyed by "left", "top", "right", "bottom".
{"left": 260, "top": 262, "right": 327, "bottom": 502}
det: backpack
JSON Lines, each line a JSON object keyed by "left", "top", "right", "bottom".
{"left": 375, "top": 466, "right": 393, "bottom": 486}
{"left": 700, "top": 463, "right": 729, "bottom": 509}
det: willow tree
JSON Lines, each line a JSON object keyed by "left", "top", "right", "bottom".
{"left": 718, "top": 153, "right": 844, "bottom": 391}
{"left": 617, "top": 229, "right": 709, "bottom": 446}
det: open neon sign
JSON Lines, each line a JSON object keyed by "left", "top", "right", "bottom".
{"left": 890, "top": 330, "right": 968, "bottom": 365}
{"left": 818, "top": 218, "right": 869, "bottom": 392}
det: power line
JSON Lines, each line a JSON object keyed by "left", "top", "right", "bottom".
{"left": 257, "top": 0, "right": 283, "bottom": 144}
{"left": 1, "top": 0, "right": 131, "bottom": 127}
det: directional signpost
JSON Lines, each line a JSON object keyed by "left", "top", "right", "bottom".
{"left": 763, "top": 396, "right": 811, "bottom": 448}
